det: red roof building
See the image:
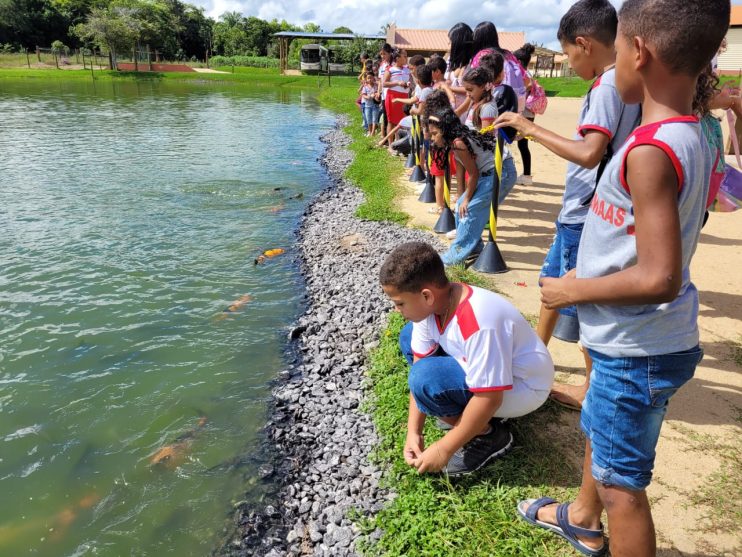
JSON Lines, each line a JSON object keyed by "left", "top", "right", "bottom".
{"left": 386, "top": 24, "right": 525, "bottom": 57}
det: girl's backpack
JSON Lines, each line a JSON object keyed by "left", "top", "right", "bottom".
{"left": 525, "top": 77, "right": 548, "bottom": 115}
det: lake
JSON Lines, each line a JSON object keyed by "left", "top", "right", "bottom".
{"left": 0, "top": 77, "right": 335, "bottom": 556}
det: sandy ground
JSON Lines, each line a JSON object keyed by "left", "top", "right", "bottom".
{"left": 397, "top": 97, "right": 741, "bottom": 556}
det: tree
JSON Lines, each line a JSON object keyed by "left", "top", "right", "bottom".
{"left": 332, "top": 26, "right": 352, "bottom": 34}
{"left": 73, "top": 5, "right": 142, "bottom": 68}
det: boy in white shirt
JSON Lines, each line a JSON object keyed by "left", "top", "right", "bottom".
{"left": 380, "top": 241, "right": 554, "bottom": 476}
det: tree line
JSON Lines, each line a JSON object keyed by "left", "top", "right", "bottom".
{"left": 0, "top": 0, "right": 370, "bottom": 63}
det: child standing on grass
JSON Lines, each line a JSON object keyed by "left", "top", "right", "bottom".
{"left": 380, "top": 241, "right": 554, "bottom": 477}
{"left": 494, "top": 0, "right": 642, "bottom": 411}
{"left": 517, "top": 1, "right": 728, "bottom": 556}
{"left": 361, "top": 74, "right": 380, "bottom": 137}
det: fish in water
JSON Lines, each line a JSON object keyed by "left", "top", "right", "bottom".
{"left": 254, "top": 248, "right": 285, "bottom": 265}
{"left": 224, "top": 294, "right": 252, "bottom": 313}
{"left": 149, "top": 417, "right": 207, "bottom": 470}
{"left": 0, "top": 492, "right": 101, "bottom": 547}
{"left": 269, "top": 203, "right": 285, "bottom": 213}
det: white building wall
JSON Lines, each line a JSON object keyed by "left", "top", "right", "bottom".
{"left": 718, "top": 27, "right": 742, "bottom": 74}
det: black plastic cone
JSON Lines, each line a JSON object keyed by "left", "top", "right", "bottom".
{"left": 405, "top": 151, "right": 416, "bottom": 168}
{"left": 472, "top": 241, "right": 508, "bottom": 273}
{"left": 409, "top": 165, "right": 426, "bottom": 183}
{"left": 433, "top": 206, "right": 456, "bottom": 233}
{"left": 552, "top": 313, "right": 580, "bottom": 343}
{"left": 418, "top": 173, "right": 436, "bottom": 203}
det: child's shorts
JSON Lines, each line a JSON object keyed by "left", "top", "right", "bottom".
{"left": 540, "top": 220, "right": 584, "bottom": 317}
{"left": 581, "top": 346, "right": 703, "bottom": 491}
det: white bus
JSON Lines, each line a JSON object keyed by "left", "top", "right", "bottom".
{"left": 300, "top": 44, "right": 328, "bottom": 73}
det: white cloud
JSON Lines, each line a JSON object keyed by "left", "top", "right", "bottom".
{"left": 193, "top": 0, "right": 739, "bottom": 51}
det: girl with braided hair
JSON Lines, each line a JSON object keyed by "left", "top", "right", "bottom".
{"left": 428, "top": 108, "right": 496, "bottom": 266}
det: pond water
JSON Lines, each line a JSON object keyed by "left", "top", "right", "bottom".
{"left": 0, "top": 78, "right": 335, "bottom": 556}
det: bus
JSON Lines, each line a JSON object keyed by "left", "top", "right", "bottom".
{"left": 300, "top": 44, "right": 328, "bottom": 73}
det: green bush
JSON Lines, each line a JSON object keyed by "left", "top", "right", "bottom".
{"left": 208, "top": 55, "right": 279, "bottom": 68}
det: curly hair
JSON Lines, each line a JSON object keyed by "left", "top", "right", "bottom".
{"left": 694, "top": 65, "right": 720, "bottom": 117}
{"left": 428, "top": 107, "right": 496, "bottom": 172}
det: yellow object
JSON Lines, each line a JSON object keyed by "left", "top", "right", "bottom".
{"left": 489, "top": 136, "right": 504, "bottom": 241}
{"left": 262, "top": 248, "right": 285, "bottom": 257}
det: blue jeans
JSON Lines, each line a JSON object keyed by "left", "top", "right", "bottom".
{"left": 581, "top": 346, "right": 703, "bottom": 490}
{"left": 441, "top": 171, "right": 494, "bottom": 266}
{"left": 361, "top": 101, "right": 368, "bottom": 130}
{"left": 399, "top": 322, "right": 552, "bottom": 418}
{"left": 364, "top": 102, "right": 380, "bottom": 128}
{"left": 399, "top": 322, "right": 473, "bottom": 416}
{"left": 498, "top": 157, "right": 517, "bottom": 205}
{"left": 540, "top": 220, "right": 584, "bottom": 317}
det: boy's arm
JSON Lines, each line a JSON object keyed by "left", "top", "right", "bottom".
{"left": 410, "top": 100, "right": 425, "bottom": 115}
{"left": 493, "top": 113, "right": 610, "bottom": 168}
{"left": 405, "top": 391, "right": 427, "bottom": 465}
{"left": 412, "top": 391, "right": 502, "bottom": 474}
{"left": 541, "top": 145, "right": 682, "bottom": 308}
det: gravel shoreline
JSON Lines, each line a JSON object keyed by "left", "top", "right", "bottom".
{"left": 219, "top": 116, "right": 441, "bottom": 557}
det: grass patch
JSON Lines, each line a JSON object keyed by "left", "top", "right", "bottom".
{"left": 316, "top": 81, "right": 409, "bottom": 224}
{"left": 359, "top": 312, "right": 582, "bottom": 556}
{"left": 538, "top": 77, "right": 591, "bottom": 98}
{"left": 667, "top": 422, "right": 742, "bottom": 535}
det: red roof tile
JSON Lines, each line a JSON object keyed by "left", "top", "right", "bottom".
{"left": 391, "top": 28, "right": 525, "bottom": 54}
{"left": 732, "top": 5, "right": 742, "bottom": 26}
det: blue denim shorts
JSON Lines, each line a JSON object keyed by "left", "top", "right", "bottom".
{"left": 541, "top": 220, "right": 583, "bottom": 317}
{"left": 581, "top": 346, "right": 703, "bottom": 491}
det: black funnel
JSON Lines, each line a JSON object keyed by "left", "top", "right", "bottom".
{"left": 433, "top": 207, "right": 456, "bottom": 233}
{"left": 472, "top": 241, "right": 508, "bottom": 274}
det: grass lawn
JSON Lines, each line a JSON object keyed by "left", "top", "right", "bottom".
{"left": 538, "top": 76, "right": 591, "bottom": 98}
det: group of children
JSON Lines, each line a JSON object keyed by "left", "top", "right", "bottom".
{"left": 374, "top": 0, "right": 731, "bottom": 556}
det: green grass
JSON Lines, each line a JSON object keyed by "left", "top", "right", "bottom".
{"left": 316, "top": 81, "right": 409, "bottom": 223}
{"left": 358, "top": 313, "right": 582, "bottom": 556}
{"left": 538, "top": 77, "right": 591, "bottom": 98}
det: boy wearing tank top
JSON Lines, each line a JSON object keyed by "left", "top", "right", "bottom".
{"left": 494, "top": 0, "right": 642, "bottom": 412}
{"left": 519, "top": 1, "right": 728, "bottom": 556}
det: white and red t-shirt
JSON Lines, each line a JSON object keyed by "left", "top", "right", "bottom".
{"left": 410, "top": 284, "right": 553, "bottom": 392}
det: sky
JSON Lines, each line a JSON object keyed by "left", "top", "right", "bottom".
{"left": 190, "top": 0, "right": 741, "bottom": 51}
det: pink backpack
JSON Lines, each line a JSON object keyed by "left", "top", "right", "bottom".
{"left": 525, "top": 77, "right": 548, "bottom": 115}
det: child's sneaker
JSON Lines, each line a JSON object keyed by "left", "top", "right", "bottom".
{"left": 445, "top": 229, "right": 457, "bottom": 240}
{"left": 516, "top": 174, "right": 533, "bottom": 186}
{"left": 443, "top": 419, "right": 513, "bottom": 477}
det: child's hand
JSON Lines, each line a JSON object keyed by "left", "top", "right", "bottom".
{"left": 458, "top": 197, "right": 470, "bottom": 218}
{"left": 540, "top": 269, "right": 577, "bottom": 309}
{"left": 412, "top": 441, "right": 450, "bottom": 474}
{"left": 494, "top": 112, "right": 534, "bottom": 136}
{"left": 404, "top": 431, "right": 424, "bottom": 466}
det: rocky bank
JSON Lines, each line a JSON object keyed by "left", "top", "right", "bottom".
{"left": 218, "top": 117, "right": 441, "bottom": 556}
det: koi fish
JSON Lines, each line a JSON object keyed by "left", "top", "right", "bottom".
{"left": 254, "top": 248, "right": 285, "bottom": 265}
{"left": 149, "top": 417, "right": 207, "bottom": 470}
{"left": 224, "top": 294, "right": 252, "bottom": 313}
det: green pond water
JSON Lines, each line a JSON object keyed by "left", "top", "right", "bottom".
{"left": 0, "top": 78, "right": 335, "bottom": 556}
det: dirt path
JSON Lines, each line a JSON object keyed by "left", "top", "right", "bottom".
{"left": 396, "top": 97, "right": 741, "bottom": 556}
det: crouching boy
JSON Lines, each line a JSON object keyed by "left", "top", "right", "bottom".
{"left": 380, "top": 242, "right": 554, "bottom": 476}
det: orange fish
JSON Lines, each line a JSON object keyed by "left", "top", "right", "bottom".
{"left": 254, "top": 248, "right": 285, "bottom": 265}
{"left": 149, "top": 417, "right": 207, "bottom": 470}
{"left": 225, "top": 294, "right": 252, "bottom": 313}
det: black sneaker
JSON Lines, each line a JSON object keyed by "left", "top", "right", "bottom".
{"left": 443, "top": 419, "right": 513, "bottom": 477}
